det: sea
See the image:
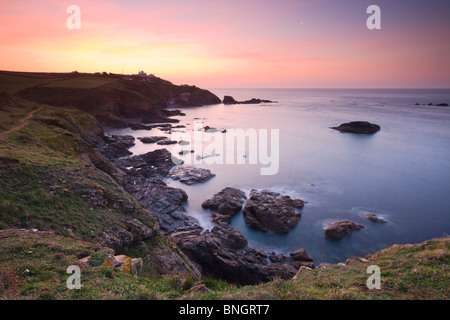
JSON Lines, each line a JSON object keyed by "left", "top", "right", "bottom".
{"left": 109, "top": 88, "right": 450, "bottom": 264}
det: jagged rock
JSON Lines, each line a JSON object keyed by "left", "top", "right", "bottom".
{"left": 168, "top": 166, "right": 215, "bottom": 185}
{"left": 96, "top": 134, "right": 135, "bottom": 160}
{"left": 202, "top": 187, "right": 246, "bottom": 217}
{"left": 290, "top": 248, "right": 313, "bottom": 262}
{"left": 115, "top": 149, "right": 182, "bottom": 178}
{"left": 331, "top": 121, "right": 380, "bottom": 134}
{"left": 123, "top": 176, "right": 202, "bottom": 234}
{"left": 242, "top": 190, "right": 304, "bottom": 234}
{"left": 210, "top": 223, "right": 248, "bottom": 250}
{"left": 323, "top": 220, "right": 364, "bottom": 240}
{"left": 171, "top": 229, "right": 297, "bottom": 285}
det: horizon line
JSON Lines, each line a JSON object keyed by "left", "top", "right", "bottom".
{"left": 1, "top": 69, "right": 449, "bottom": 91}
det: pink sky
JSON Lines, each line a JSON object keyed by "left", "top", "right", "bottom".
{"left": 1, "top": 0, "right": 449, "bottom": 88}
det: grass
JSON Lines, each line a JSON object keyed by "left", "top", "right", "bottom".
{"left": 0, "top": 229, "right": 447, "bottom": 300}
{"left": 42, "top": 76, "right": 118, "bottom": 89}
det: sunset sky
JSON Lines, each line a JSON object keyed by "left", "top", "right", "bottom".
{"left": 1, "top": 0, "right": 449, "bottom": 88}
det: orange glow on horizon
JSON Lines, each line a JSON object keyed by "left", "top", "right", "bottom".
{"left": 1, "top": 0, "right": 449, "bottom": 88}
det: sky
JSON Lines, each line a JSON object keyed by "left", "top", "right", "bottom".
{"left": 1, "top": 0, "right": 449, "bottom": 88}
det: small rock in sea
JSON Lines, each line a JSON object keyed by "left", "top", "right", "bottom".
{"left": 202, "top": 187, "right": 246, "bottom": 216}
{"left": 138, "top": 136, "right": 167, "bottom": 144}
{"left": 242, "top": 190, "right": 304, "bottom": 234}
{"left": 331, "top": 121, "right": 380, "bottom": 134}
{"left": 156, "top": 139, "right": 178, "bottom": 145}
{"left": 289, "top": 248, "right": 313, "bottom": 262}
{"left": 323, "top": 220, "right": 364, "bottom": 240}
{"left": 364, "top": 213, "right": 387, "bottom": 223}
{"left": 436, "top": 103, "right": 449, "bottom": 107}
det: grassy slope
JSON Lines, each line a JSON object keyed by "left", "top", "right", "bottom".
{"left": 0, "top": 94, "right": 198, "bottom": 286}
{"left": 0, "top": 229, "right": 447, "bottom": 300}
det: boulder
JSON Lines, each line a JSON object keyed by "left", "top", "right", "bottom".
{"left": 323, "top": 220, "right": 364, "bottom": 240}
{"left": 168, "top": 166, "right": 215, "bottom": 185}
{"left": 242, "top": 190, "right": 304, "bottom": 234}
{"left": 331, "top": 121, "right": 380, "bottom": 134}
{"left": 202, "top": 187, "right": 246, "bottom": 216}
{"left": 290, "top": 248, "right": 313, "bottom": 262}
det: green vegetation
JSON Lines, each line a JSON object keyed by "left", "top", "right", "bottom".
{"left": 0, "top": 229, "right": 447, "bottom": 300}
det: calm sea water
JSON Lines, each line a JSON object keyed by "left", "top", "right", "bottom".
{"left": 111, "top": 89, "right": 450, "bottom": 264}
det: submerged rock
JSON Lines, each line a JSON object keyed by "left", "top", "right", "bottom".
{"left": 242, "top": 190, "right": 304, "bottom": 234}
{"left": 168, "top": 166, "right": 215, "bottom": 185}
{"left": 323, "top": 220, "right": 364, "bottom": 240}
{"left": 138, "top": 136, "right": 167, "bottom": 144}
{"left": 364, "top": 213, "right": 387, "bottom": 223}
{"left": 331, "top": 121, "right": 380, "bottom": 134}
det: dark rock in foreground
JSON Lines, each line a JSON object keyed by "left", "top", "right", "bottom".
{"left": 323, "top": 220, "right": 364, "bottom": 240}
{"left": 170, "top": 228, "right": 297, "bottom": 285}
{"left": 168, "top": 166, "right": 215, "bottom": 185}
{"left": 223, "top": 95, "right": 276, "bottom": 105}
{"left": 331, "top": 121, "right": 380, "bottom": 134}
{"left": 242, "top": 190, "right": 304, "bottom": 234}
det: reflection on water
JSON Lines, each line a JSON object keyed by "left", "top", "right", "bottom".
{"left": 110, "top": 89, "right": 450, "bottom": 264}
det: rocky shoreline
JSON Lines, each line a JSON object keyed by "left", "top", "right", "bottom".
{"left": 90, "top": 104, "right": 388, "bottom": 284}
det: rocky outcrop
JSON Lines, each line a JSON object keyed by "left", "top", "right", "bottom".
{"left": 123, "top": 176, "right": 201, "bottom": 234}
{"left": 242, "top": 190, "right": 304, "bottom": 234}
{"left": 115, "top": 148, "right": 181, "bottom": 178}
{"left": 168, "top": 166, "right": 215, "bottom": 185}
{"left": 95, "top": 134, "right": 135, "bottom": 160}
{"left": 223, "top": 95, "right": 276, "bottom": 105}
{"left": 323, "top": 220, "right": 364, "bottom": 240}
{"left": 202, "top": 187, "right": 246, "bottom": 223}
{"left": 331, "top": 121, "right": 380, "bottom": 134}
{"left": 170, "top": 228, "right": 297, "bottom": 285}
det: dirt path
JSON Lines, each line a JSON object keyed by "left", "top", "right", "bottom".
{"left": 0, "top": 105, "right": 43, "bottom": 139}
